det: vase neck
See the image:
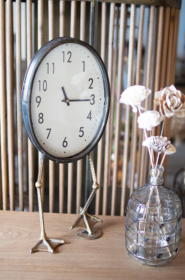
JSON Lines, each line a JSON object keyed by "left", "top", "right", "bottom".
{"left": 147, "top": 166, "right": 164, "bottom": 185}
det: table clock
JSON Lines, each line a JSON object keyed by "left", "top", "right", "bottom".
{"left": 21, "top": 37, "right": 110, "bottom": 253}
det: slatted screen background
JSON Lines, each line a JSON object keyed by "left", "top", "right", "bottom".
{"left": 0, "top": 0, "right": 181, "bottom": 215}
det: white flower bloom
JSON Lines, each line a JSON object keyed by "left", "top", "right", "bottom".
{"left": 164, "top": 144, "right": 176, "bottom": 155}
{"left": 138, "top": 110, "right": 164, "bottom": 131}
{"left": 142, "top": 136, "right": 171, "bottom": 153}
{"left": 154, "top": 85, "right": 185, "bottom": 118}
{"left": 119, "top": 85, "right": 151, "bottom": 113}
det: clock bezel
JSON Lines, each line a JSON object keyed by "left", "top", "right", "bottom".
{"left": 21, "top": 37, "right": 110, "bottom": 163}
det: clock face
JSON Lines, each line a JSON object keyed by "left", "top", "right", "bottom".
{"left": 22, "top": 38, "right": 110, "bottom": 163}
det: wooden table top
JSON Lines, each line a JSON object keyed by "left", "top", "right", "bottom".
{"left": 0, "top": 211, "right": 184, "bottom": 280}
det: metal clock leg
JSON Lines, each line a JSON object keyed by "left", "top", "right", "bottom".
{"left": 31, "top": 154, "right": 65, "bottom": 253}
{"left": 70, "top": 153, "right": 103, "bottom": 240}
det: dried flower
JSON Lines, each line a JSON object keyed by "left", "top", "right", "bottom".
{"left": 138, "top": 111, "right": 164, "bottom": 131}
{"left": 142, "top": 136, "right": 171, "bottom": 153}
{"left": 154, "top": 85, "right": 185, "bottom": 118}
{"left": 119, "top": 85, "right": 151, "bottom": 113}
{"left": 164, "top": 144, "right": 176, "bottom": 155}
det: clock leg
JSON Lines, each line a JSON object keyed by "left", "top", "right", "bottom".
{"left": 70, "top": 153, "right": 102, "bottom": 240}
{"left": 31, "top": 154, "right": 65, "bottom": 254}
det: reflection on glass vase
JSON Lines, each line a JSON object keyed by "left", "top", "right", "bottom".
{"left": 125, "top": 166, "right": 182, "bottom": 266}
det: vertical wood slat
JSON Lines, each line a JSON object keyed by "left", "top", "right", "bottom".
{"left": 76, "top": 1, "right": 86, "bottom": 214}
{"left": 164, "top": 9, "right": 179, "bottom": 165}
{"left": 103, "top": 2, "right": 115, "bottom": 215}
{"left": 38, "top": 0, "right": 44, "bottom": 209}
{"left": 59, "top": 0, "right": 65, "bottom": 213}
{"left": 152, "top": 6, "right": 164, "bottom": 138}
{"left": 135, "top": 5, "right": 145, "bottom": 190}
{"left": 27, "top": 0, "right": 34, "bottom": 212}
{"left": 155, "top": 7, "right": 170, "bottom": 138}
{"left": 109, "top": 6, "right": 118, "bottom": 187}
{"left": 48, "top": 0, "right": 55, "bottom": 213}
{"left": 130, "top": 5, "right": 145, "bottom": 194}
{"left": 7, "top": 0, "right": 14, "bottom": 211}
{"left": 171, "top": 9, "right": 180, "bottom": 83}
{"left": 96, "top": 2, "right": 107, "bottom": 215}
{"left": 153, "top": 7, "right": 164, "bottom": 96}
{"left": 112, "top": 3, "right": 126, "bottom": 215}
{"left": 160, "top": 7, "right": 170, "bottom": 89}
{"left": 139, "top": 5, "right": 155, "bottom": 187}
{"left": 68, "top": 1, "right": 77, "bottom": 214}
{"left": 0, "top": 0, "right": 7, "bottom": 210}
{"left": 163, "top": 8, "right": 177, "bottom": 176}
{"left": 120, "top": 4, "right": 135, "bottom": 216}
{"left": 16, "top": 0, "right": 23, "bottom": 211}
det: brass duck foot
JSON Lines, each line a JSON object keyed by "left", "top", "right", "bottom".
{"left": 30, "top": 238, "right": 65, "bottom": 253}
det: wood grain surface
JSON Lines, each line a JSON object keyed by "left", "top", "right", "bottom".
{"left": 0, "top": 211, "right": 184, "bottom": 280}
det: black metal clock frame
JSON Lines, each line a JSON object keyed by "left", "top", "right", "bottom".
{"left": 21, "top": 37, "right": 110, "bottom": 163}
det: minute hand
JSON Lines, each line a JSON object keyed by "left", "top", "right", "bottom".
{"left": 62, "top": 99, "right": 90, "bottom": 102}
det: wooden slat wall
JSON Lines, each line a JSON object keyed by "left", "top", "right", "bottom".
{"left": 7, "top": 0, "right": 15, "bottom": 211}
{"left": 139, "top": 5, "right": 155, "bottom": 187}
{"left": 0, "top": 0, "right": 7, "bottom": 211}
{"left": 59, "top": 0, "right": 65, "bottom": 214}
{"left": 27, "top": 0, "right": 34, "bottom": 212}
{"left": 96, "top": 2, "right": 107, "bottom": 215}
{"left": 0, "top": 1, "right": 180, "bottom": 216}
{"left": 103, "top": 2, "right": 115, "bottom": 215}
{"left": 135, "top": 5, "right": 145, "bottom": 191}
{"left": 76, "top": 1, "right": 86, "bottom": 214}
{"left": 16, "top": 0, "right": 24, "bottom": 211}
{"left": 121, "top": 4, "right": 135, "bottom": 212}
{"left": 38, "top": 0, "right": 44, "bottom": 209}
{"left": 67, "top": 1, "right": 77, "bottom": 214}
{"left": 48, "top": 0, "right": 55, "bottom": 213}
{"left": 113, "top": 3, "right": 126, "bottom": 216}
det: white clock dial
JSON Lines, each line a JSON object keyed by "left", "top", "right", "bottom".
{"left": 30, "top": 42, "right": 105, "bottom": 158}
{"left": 22, "top": 38, "right": 110, "bottom": 163}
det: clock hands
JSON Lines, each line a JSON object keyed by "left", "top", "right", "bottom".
{"left": 61, "top": 87, "right": 70, "bottom": 106}
{"left": 61, "top": 87, "right": 91, "bottom": 105}
{"left": 62, "top": 98, "right": 90, "bottom": 103}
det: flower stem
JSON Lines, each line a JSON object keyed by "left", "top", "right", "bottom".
{"left": 160, "top": 119, "right": 165, "bottom": 136}
{"left": 138, "top": 107, "right": 154, "bottom": 168}
{"left": 155, "top": 153, "right": 160, "bottom": 169}
{"left": 160, "top": 153, "right": 166, "bottom": 167}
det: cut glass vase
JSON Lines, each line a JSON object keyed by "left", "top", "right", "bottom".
{"left": 125, "top": 166, "right": 182, "bottom": 266}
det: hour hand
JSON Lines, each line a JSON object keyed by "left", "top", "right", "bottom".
{"left": 61, "top": 87, "right": 70, "bottom": 106}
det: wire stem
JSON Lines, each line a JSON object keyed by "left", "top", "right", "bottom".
{"left": 138, "top": 107, "right": 154, "bottom": 168}
{"left": 160, "top": 153, "right": 166, "bottom": 167}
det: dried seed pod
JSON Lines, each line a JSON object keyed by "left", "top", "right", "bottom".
{"left": 142, "top": 136, "right": 171, "bottom": 153}
{"left": 164, "top": 144, "right": 176, "bottom": 155}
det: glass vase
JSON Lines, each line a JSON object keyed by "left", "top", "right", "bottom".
{"left": 125, "top": 166, "right": 182, "bottom": 266}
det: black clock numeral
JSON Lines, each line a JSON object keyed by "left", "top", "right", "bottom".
{"left": 90, "top": 94, "right": 95, "bottom": 105}
{"left": 87, "top": 111, "right": 92, "bottom": 120}
{"left": 62, "top": 51, "right": 72, "bottom": 63}
{"left": 63, "top": 137, "right": 68, "bottom": 148}
{"left": 36, "top": 96, "right": 41, "bottom": 107}
{"left": 88, "top": 78, "right": 93, "bottom": 89}
{"left": 46, "top": 128, "right": 51, "bottom": 139}
{"left": 43, "top": 80, "right": 47, "bottom": 91}
{"left": 67, "top": 51, "right": 72, "bottom": 62}
{"left": 82, "top": 61, "right": 85, "bottom": 72}
{"left": 79, "top": 127, "right": 84, "bottom": 137}
{"left": 38, "top": 80, "right": 47, "bottom": 91}
{"left": 62, "top": 51, "right": 65, "bottom": 62}
{"left": 38, "top": 113, "right": 44, "bottom": 124}
{"left": 47, "top": 63, "right": 54, "bottom": 74}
